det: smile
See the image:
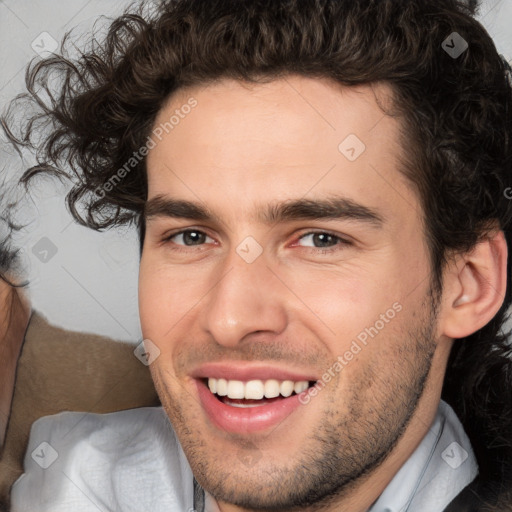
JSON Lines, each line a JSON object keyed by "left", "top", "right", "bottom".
{"left": 195, "top": 372, "right": 317, "bottom": 433}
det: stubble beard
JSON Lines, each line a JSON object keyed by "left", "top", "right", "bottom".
{"left": 153, "top": 297, "right": 439, "bottom": 511}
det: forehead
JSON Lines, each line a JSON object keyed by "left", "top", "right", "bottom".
{"left": 146, "top": 76, "right": 419, "bottom": 224}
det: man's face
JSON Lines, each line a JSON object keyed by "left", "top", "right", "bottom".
{"left": 139, "top": 77, "right": 450, "bottom": 510}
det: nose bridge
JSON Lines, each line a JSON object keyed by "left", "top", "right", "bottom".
{"left": 201, "top": 247, "right": 287, "bottom": 346}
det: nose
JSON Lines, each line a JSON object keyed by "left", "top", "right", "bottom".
{"left": 200, "top": 250, "right": 288, "bottom": 348}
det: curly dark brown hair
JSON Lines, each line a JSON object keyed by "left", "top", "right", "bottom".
{"left": 0, "top": 187, "right": 22, "bottom": 287}
{"left": 3, "top": 0, "right": 512, "bottom": 509}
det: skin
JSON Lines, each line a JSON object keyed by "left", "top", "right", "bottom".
{"left": 139, "top": 76, "right": 506, "bottom": 511}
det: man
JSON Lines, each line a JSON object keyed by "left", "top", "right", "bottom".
{"left": 4, "top": 0, "right": 512, "bottom": 510}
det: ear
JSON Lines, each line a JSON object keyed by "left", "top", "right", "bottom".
{"left": 439, "top": 230, "right": 508, "bottom": 339}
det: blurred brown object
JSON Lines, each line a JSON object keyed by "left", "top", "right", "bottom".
{"left": 0, "top": 310, "right": 160, "bottom": 509}
{"left": 0, "top": 283, "right": 30, "bottom": 451}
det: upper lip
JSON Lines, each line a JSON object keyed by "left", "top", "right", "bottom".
{"left": 191, "top": 362, "right": 318, "bottom": 382}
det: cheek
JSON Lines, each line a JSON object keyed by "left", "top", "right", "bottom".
{"left": 139, "top": 259, "right": 168, "bottom": 338}
{"left": 138, "top": 258, "right": 206, "bottom": 339}
{"left": 285, "top": 266, "right": 393, "bottom": 341}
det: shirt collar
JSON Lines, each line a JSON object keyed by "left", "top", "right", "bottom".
{"left": 368, "top": 399, "right": 478, "bottom": 512}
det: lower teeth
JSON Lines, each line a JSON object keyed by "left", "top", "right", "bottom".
{"left": 220, "top": 396, "right": 286, "bottom": 408}
{"left": 226, "top": 401, "right": 266, "bottom": 408}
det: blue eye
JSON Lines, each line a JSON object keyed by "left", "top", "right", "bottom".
{"left": 168, "top": 230, "right": 213, "bottom": 246}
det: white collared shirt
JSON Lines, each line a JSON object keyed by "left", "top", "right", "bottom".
{"left": 368, "top": 400, "right": 478, "bottom": 512}
{"left": 11, "top": 400, "right": 477, "bottom": 512}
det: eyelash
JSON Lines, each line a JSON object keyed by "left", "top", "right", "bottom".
{"left": 161, "top": 229, "right": 351, "bottom": 253}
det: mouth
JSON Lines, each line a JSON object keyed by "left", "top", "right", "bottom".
{"left": 194, "top": 370, "right": 318, "bottom": 433}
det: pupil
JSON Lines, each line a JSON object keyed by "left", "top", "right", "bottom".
{"left": 184, "top": 231, "right": 204, "bottom": 245}
{"left": 313, "top": 233, "right": 336, "bottom": 247}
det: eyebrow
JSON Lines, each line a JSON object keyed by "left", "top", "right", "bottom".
{"left": 145, "top": 196, "right": 215, "bottom": 222}
{"left": 262, "top": 197, "right": 384, "bottom": 226}
{"left": 144, "top": 195, "right": 384, "bottom": 227}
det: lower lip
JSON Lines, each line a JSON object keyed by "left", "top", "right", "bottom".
{"left": 196, "top": 380, "right": 306, "bottom": 434}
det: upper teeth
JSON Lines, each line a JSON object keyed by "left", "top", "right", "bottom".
{"left": 208, "top": 378, "right": 310, "bottom": 400}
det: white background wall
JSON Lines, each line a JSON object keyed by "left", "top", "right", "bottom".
{"left": 0, "top": 0, "right": 511, "bottom": 343}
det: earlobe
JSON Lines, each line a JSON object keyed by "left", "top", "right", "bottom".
{"left": 441, "top": 230, "right": 508, "bottom": 339}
